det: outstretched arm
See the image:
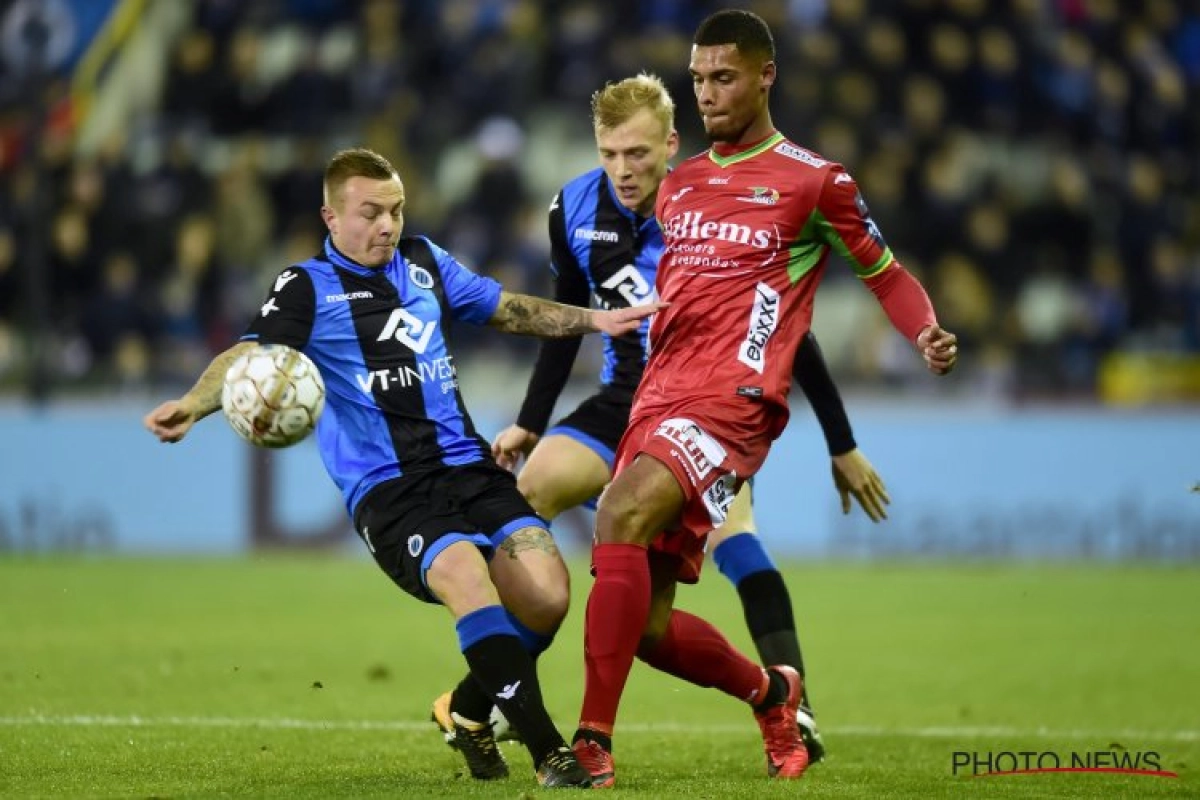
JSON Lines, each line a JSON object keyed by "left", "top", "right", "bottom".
{"left": 488, "top": 291, "right": 663, "bottom": 337}
{"left": 792, "top": 332, "right": 890, "bottom": 521}
{"left": 792, "top": 331, "right": 855, "bottom": 456}
{"left": 812, "top": 166, "right": 958, "bottom": 375}
{"left": 144, "top": 341, "right": 256, "bottom": 443}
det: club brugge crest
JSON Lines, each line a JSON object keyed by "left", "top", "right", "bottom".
{"left": 409, "top": 265, "right": 434, "bottom": 289}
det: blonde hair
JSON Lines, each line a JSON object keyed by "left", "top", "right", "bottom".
{"left": 591, "top": 73, "right": 675, "bottom": 135}
{"left": 323, "top": 148, "right": 399, "bottom": 206}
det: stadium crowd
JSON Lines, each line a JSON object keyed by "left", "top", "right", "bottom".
{"left": 0, "top": 0, "right": 1197, "bottom": 400}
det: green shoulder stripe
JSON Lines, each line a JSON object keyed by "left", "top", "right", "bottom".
{"left": 810, "top": 209, "right": 894, "bottom": 278}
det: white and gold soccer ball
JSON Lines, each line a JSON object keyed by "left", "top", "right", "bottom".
{"left": 222, "top": 343, "right": 325, "bottom": 448}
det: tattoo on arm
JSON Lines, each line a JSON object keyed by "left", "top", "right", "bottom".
{"left": 491, "top": 292, "right": 597, "bottom": 337}
{"left": 497, "top": 528, "right": 561, "bottom": 560}
{"left": 185, "top": 342, "right": 256, "bottom": 420}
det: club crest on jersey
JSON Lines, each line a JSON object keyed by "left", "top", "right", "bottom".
{"left": 738, "top": 282, "right": 780, "bottom": 374}
{"left": 735, "top": 186, "right": 780, "bottom": 206}
{"left": 408, "top": 265, "right": 434, "bottom": 289}
{"left": 653, "top": 418, "right": 727, "bottom": 485}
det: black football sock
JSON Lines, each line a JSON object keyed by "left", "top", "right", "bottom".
{"left": 449, "top": 671, "right": 494, "bottom": 724}
{"left": 462, "top": 633, "right": 564, "bottom": 764}
{"left": 737, "top": 570, "right": 813, "bottom": 708}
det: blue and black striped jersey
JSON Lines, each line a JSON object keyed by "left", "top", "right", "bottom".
{"left": 242, "top": 236, "right": 501, "bottom": 514}
{"left": 516, "top": 167, "right": 661, "bottom": 433}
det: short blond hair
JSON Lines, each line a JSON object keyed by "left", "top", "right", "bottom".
{"left": 323, "top": 148, "right": 399, "bottom": 206}
{"left": 591, "top": 73, "right": 675, "bottom": 135}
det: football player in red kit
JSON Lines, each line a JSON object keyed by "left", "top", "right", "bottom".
{"left": 570, "top": 9, "right": 958, "bottom": 788}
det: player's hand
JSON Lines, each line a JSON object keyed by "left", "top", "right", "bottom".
{"left": 917, "top": 324, "right": 958, "bottom": 375}
{"left": 592, "top": 302, "right": 668, "bottom": 336}
{"left": 832, "top": 448, "right": 890, "bottom": 522}
{"left": 491, "top": 424, "right": 539, "bottom": 471}
{"left": 144, "top": 399, "right": 199, "bottom": 444}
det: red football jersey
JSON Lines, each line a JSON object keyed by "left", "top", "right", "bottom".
{"left": 642, "top": 132, "right": 901, "bottom": 435}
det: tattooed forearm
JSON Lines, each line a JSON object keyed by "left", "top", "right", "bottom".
{"left": 184, "top": 342, "right": 256, "bottom": 420}
{"left": 498, "top": 528, "right": 562, "bottom": 560}
{"left": 490, "top": 291, "right": 597, "bottom": 337}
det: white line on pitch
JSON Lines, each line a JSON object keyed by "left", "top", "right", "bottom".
{"left": 0, "top": 715, "right": 1195, "bottom": 742}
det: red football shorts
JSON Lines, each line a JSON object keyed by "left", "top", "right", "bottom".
{"left": 610, "top": 406, "right": 777, "bottom": 583}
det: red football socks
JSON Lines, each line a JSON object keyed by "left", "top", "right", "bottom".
{"left": 579, "top": 543, "right": 651, "bottom": 735}
{"left": 639, "top": 608, "right": 768, "bottom": 704}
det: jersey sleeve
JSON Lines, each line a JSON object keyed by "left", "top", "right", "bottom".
{"left": 241, "top": 266, "right": 316, "bottom": 348}
{"left": 811, "top": 166, "right": 895, "bottom": 279}
{"left": 422, "top": 237, "right": 503, "bottom": 324}
{"left": 813, "top": 167, "right": 937, "bottom": 343}
{"left": 516, "top": 191, "right": 589, "bottom": 434}
{"left": 791, "top": 331, "right": 856, "bottom": 456}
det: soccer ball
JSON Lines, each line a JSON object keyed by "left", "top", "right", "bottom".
{"left": 222, "top": 343, "right": 325, "bottom": 448}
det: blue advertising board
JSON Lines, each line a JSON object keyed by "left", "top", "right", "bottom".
{"left": 1, "top": 404, "right": 1197, "bottom": 559}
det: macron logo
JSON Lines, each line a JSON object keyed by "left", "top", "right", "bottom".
{"left": 325, "top": 291, "right": 373, "bottom": 303}
{"left": 574, "top": 228, "right": 618, "bottom": 243}
{"left": 274, "top": 271, "right": 298, "bottom": 292}
{"left": 497, "top": 681, "right": 521, "bottom": 700}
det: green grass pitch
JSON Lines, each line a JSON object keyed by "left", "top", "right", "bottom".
{"left": 1, "top": 556, "right": 1196, "bottom": 798}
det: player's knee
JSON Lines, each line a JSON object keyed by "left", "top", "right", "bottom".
{"left": 519, "top": 571, "right": 571, "bottom": 631}
{"left": 516, "top": 472, "right": 563, "bottom": 519}
{"left": 425, "top": 544, "right": 496, "bottom": 612}
{"left": 595, "top": 489, "right": 660, "bottom": 546}
{"left": 520, "top": 589, "right": 569, "bottom": 633}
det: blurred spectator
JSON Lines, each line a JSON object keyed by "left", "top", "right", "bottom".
{"left": 211, "top": 142, "right": 273, "bottom": 279}
{"left": 82, "top": 251, "right": 155, "bottom": 384}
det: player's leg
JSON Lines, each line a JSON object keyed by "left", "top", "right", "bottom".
{"left": 437, "top": 402, "right": 618, "bottom": 744}
{"left": 437, "top": 520, "right": 569, "bottom": 748}
{"left": 571, "top": 453, "right": 683, "bottom": 786}
{"left": 634, "top": 550, "right": 810, "bottom": 780}
{"left": 635, "top": 549, "right": 779, "bottom": 701}
{"left": 357, "top": 474, "right": 587, "bottom": 788}
{"left": 424, "top": 541, "right": 589, "bottom": 787}
{"left": 712, "top": 483, "right": 809, "bottom": 671}
{"left": 518, "top": 433, "right": 613, "bottom": 519}
{"left": 709, "top": 483, "right": 825, "bottom": 761}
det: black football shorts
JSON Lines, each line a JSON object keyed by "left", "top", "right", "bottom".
{"left": 352, "top": 461, "right": 547, "bottom": 603}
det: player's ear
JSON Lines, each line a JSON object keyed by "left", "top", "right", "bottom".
{"left": 666, "top": 129, "right": 680, "bottom": 160}
{"left": 320, "top": 204, "right": 337, "bottom": 235}
{"left": 761, "top": 60, "right": 777, "bottom": 90}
